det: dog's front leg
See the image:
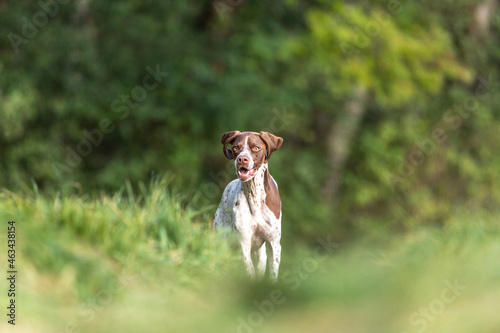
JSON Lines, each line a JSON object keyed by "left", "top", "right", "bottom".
{"left": 255, "top": 243, "right": 267, "bottom": 280}
{"left": 240, "top": 238, "right": 255, "bottom": 278}
{"left": 268, "top": 240, "right": 281, "bottom": 282}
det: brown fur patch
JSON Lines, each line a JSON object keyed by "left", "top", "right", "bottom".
{"left": 264, "top": 168, "right": 281, "bottom": 219}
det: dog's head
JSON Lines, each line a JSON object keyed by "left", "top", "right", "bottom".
{"left": 221, "top": 131, "right": 283, "bottom": 182}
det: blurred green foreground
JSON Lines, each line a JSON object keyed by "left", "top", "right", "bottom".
{"left": 0, "top": 180, "right": 498, "bottom": 333}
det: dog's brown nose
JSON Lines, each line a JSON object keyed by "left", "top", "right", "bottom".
{"left": 237, "top": 155, "right": 249, "bottom": 165}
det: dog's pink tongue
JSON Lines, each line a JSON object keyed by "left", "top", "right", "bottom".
{"left": 239, "top": 169, "right": 257, "bottom": 180}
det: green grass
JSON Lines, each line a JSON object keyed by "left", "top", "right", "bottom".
{"left": 0, "top": 179, "right": 499, "bottom": 333}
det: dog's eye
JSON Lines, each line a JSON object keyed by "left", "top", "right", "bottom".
{"left": 252, "top": 146, "right": 260, "bottom": 152}
{"left": 233, "top": 146, "right": 240, "bottom": 151}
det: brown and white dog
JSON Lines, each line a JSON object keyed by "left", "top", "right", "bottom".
{"left": 213, "top": 131, "right": 283, "bottom": 281}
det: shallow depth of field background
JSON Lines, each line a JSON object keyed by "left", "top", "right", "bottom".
{"left": 1, "top": 1, "right": 500, "bottom": 332}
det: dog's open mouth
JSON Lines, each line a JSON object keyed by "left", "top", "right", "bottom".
{"left": 237, "top": 167, "right": 257, "bottom": 181}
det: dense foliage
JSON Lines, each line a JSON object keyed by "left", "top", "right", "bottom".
{"left": 1, "top": 0, "right": 499, "bottom": 242}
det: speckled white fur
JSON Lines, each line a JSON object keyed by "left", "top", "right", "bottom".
{"left": 214, "top": 157, "right": 281, "bottom": 281}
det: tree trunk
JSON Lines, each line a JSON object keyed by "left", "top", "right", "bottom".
{"left": 471, "top": 0, "right": 497, "bottom": 38}
{"left": 323, "top": 86, "right": 368, "bottom": 206}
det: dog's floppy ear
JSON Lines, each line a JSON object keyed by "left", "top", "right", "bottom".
{"left": 221, "top": 131, "right": 241, "bottom": 159}
{"left": 259, "top": 131, "right": 283, "bottom": 161}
